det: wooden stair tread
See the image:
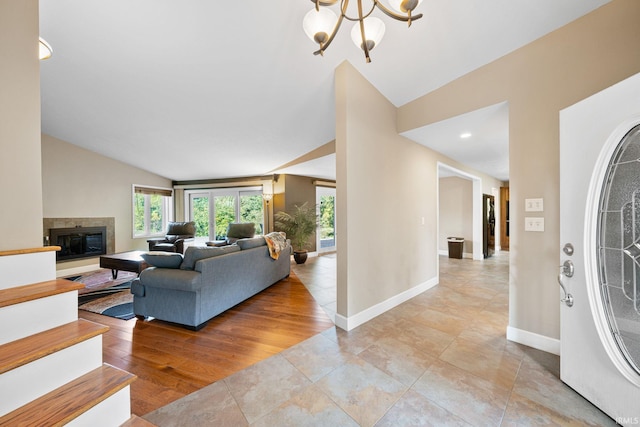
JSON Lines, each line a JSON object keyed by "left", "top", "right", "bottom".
{"left": 0, "top": 364, "right": 136, "bottom": 426}
{"left": 0, "top": 278, "right": 84, "bottom": 308}
{"left": 0, "top": 319, "right": 108, "bottom": 374}
{"left": 120, "top": 414, "right": 157, "bottom": 426}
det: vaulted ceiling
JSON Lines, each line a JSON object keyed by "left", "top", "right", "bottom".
{"left": 39, "top": 0, "right": 609, "bottom": 182}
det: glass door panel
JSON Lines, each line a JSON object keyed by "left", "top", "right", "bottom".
{"left": 214, "top": 195, "right": 236, "bottom": 239}
{"left": 317, "top": 187, "right": 336, "bottom": 252}
{"left": 240, "top": 191, "right": 264, "bottom": 235}
{"left": 189, "top": 193, "right": 210, "bottom": 242}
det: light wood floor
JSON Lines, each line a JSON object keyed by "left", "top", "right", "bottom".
{"left": 78, "top": 272, "right": 334, "bottom": 416}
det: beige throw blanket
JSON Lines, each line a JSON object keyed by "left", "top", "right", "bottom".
{"left": 264, "top": 232, "right": 288, "bottom": 260}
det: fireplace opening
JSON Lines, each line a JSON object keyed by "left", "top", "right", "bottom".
{"left": 50, "top": 226, "right": 107, "bottom": 262}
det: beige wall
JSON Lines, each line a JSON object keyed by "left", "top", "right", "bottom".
{"left": 0, "top": 0, "right": 43, "bottom": 251}
{"left": 398, "top": 0, "right": 640, "bottom": 340}
{"left": 439, "top": 177, "right": 473, "bottom": 255}
{"left": 335, "top": 62, "right": 505, "bottom": 322}
{"left": 41, "top": 134, "right": 172, "bottom": 270}
{"left": 277, "top": 174, "right": 318, "bottom": 252}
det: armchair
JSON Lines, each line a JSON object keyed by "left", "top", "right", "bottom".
{"left": 147, "top": 221, "right": 196, "bottom": 254}
{"left": 206, "top": 222, "right": 256, "bottom": 247}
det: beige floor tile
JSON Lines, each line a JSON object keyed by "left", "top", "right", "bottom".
{"left": 224, "top": 354, "right": 311, "bottom": 424}
{"left": 315, "top": 356, "right": 407, "bottom": 426}
{"left": 376, "top": 389, "right": 472, "bottom": 427}
{"left": 501, "top": 392, "right": 608, "bottom": 426}
{"left": 251, "top": 385, "right": 358, "bottom": 427}
{"left": 358, "top": 336, "right": 435, "bottom": 387}
{"left": 281, "top": 333, "right": 357, "bottom": 382}
{"left": 143, "top": 380, "right": 248, "bottom": 427}
{"left": 411, "top": 307, "right": 470, "bottom": 336}
{"left": 512, "top": 350, "right": 616, "bottom": 426}
{"left": 412, "top": 360, "right": 511, "bottom": 426}
{"left": 438, "top": 336, "right": 522, "bottom": 390}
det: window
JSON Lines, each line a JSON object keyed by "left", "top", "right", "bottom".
{"left": 185, "top": 187, "right": 264, "bottom": 242}
{"left": 133, "top": 185, "right": 173, "bottom": 238}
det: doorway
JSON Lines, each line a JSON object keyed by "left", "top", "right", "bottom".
{"left": 316, "top": 186, "right": 336, "bottom": 253}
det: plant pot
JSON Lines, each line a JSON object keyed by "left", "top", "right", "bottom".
{"left": 293, "top": 250, "right": 308, "bottom": 264}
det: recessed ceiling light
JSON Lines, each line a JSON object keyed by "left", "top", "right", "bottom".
{"left": 460, "top": 132, "right": 472, "bottom": 139}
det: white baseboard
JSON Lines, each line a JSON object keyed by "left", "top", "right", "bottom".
{"left": 506, "top": 325, "right": 560, "bottom": 355}
{"left": 335, "top": 276, "right": 439, "bottom": 331}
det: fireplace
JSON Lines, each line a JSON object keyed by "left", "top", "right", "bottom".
{"left": 50, "top": 226, "right": 107, "bottom": 262}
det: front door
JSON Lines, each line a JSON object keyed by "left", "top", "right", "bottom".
{"left": 559, "top": 72, "right": 640, "bottom": 424}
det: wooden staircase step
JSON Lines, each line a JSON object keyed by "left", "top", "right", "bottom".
{"left": 0, "top": 278, "right": 83, "bottom": 308}
{"left": 0, "top": 364, "right": 136, "bottom": 426}
{"left": 121, "top": 414, "right": 157, "bottom": 426}
{"left": 0, "top": 319, "right": 108, "bottom": 375}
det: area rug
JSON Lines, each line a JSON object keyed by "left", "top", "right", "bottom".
{"left": 77, "top": 280, "right": 135, "bottom": 320}
{"left": 67, "top": 269, "right": 138, "bottom": 295}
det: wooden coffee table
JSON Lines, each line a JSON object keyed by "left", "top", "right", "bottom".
{"left": 99, "top": 250, "right": 149, "bottom": 279}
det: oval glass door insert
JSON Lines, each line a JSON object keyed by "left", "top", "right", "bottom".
{"left": 597, "top": 123, "right": 640, "bottom": 376}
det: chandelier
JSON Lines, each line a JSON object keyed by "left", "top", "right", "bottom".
{"left": 302, "top": 0, "right": 423, "bottom": 63}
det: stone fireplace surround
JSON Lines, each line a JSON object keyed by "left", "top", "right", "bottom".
{"left": 43, "top": 217, "right": 115, "bottom": 259}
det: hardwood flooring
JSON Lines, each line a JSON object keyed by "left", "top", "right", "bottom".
{"left": 78, "top": 272, "right": 334, "bottom": 416}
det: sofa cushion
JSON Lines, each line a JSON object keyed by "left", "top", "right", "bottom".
{"left": 226, "top": 223, "right": 256, "bottom": 239}
{"left": 236, "top": 237, "right": 266, "bottom": 250}
{"left": 141, "top": 251, "right": 184, "bottom": 268}
{"left": 180, "top": 245, "right": 241, "bottom": 270}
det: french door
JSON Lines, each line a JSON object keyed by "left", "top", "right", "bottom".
{"left": 317, "top": 186, "right": 336, "bottom": 253}
{"left": 559, "top": 72, "right": 640, "bottom": 424}
{"left": 186, "top": 187, "right": 264, "bottom": 242}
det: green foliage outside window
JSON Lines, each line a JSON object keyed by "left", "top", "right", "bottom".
{"left": 149, "top": 194, "right": 164, "bottom": 234}
{"left": 214, "top": 196, "right": 236, "bottom": 239}
{"left": 134, "top": 194, "right": 145, "bottom": 234}
{"left": 192, "top": 197, "right": 209, "bottom": 237}
{"left": 240, "top": 194, "right": 264, "bottom": 235}
{"left": 319, "top": 195, "right": 335, "bottom": 239}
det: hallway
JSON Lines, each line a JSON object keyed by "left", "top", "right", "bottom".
{"left": 144, "top": 252, "right": 614, "bottom": 426}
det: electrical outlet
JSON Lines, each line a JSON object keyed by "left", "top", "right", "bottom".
{"left": 525, "top": 217, "right": 544, "bottom": 232}
{"left": 525, "top": 198, "right": 544, "bottom": 212}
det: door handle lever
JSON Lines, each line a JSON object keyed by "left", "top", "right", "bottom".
{"left": 558, "top": 265, "right": 574, "bottom": 307}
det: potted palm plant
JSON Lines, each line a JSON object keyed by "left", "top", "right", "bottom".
{"left": 274, "top": 202, "right": 317, "bottom": 264}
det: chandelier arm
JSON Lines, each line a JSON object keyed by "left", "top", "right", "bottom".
{"left": 357, "top": 0, "right": 372, "bottom": 63}
{"left": 342, "top": 0, "right": 377, "bottom": 21}
{"left": 313, "top": 0, "right": 349, "bottom": 56}
{"left": 375, "top": 1, "right": 423, "bottom": 23}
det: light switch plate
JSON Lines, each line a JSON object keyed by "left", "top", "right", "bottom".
{"left": 525, "top": 217, "right": 544, "bottom": 232}
{"left": 525, "top": 198, "right": 544, "bottom": 212}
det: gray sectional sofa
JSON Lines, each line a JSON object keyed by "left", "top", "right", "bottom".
{"left": 131, "top": 236, "right": 292, "bottom": 330}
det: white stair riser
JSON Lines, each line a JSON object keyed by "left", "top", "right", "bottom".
{"left": 0, "top": 336, "right": 103, "bottom": 416}
{"left": 0, "top": 252, "right": 57, "bottom": 290}
{"left": 66, "top": 385, "right": 132, "bottom": 427}
{"left": 0, "top": 292, "right": 78, "bottom": 345}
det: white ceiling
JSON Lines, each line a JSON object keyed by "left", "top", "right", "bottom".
{"left": 39, "top": 0, "right": 609, "bottom": 182}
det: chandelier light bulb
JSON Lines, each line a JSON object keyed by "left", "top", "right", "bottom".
{"left": 303, "top": 8, "right": 339, "bottom": 46}
{"left": 388, "top": 0, "right": 423, "bottom": 14}
{"left": 39, "top": 37, "right": 53, "bottom": 60}
{"left": 350, "top": 17, "right": 385, "bottom": 52}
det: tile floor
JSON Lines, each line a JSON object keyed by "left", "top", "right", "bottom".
{"left": 143, "top": 251, "right": 615, "bottom": 426}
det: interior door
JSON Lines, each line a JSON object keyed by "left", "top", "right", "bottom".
{"left": 560, "top": 72, "right": 640, "bottom": 424}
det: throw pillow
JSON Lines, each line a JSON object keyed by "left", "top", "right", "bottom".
{"left": 236, "top": 236, "right": 267, "bottom": 250}
{"left": 180, "top": 245, "right": 240, "bottom": 270}
{"left": 141, "top": 251, "right": 184, "bottom": 269}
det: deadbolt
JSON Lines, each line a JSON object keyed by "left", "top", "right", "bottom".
{"left": 563, "top": 243, "right": 574, "bottom": 256}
